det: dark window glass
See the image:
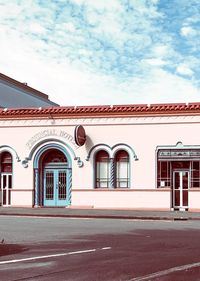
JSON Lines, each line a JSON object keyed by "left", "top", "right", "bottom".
{"left": 191, "top": 161, "right": 200, "bottom": 188}
{"left": 157, "top": 161, "right": 171, "bottom": 188}
{"left": 1, "top": 152, "right": 12, "bottom": 173}
{"left": 43, "top": 149, "right": 67, "bottom": 165}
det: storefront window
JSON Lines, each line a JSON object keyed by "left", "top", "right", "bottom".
{"left": 191, "top": 161, "right": 200, "bottom": 188}
{"left": 157, "top": 149, "right": 200, "bottom": 189}
{"left": 157, "top": 161, "right": 171, "bottom": 188}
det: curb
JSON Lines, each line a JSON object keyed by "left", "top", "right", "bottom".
{"left": 0, "top": 212, "right": 198, "bottom": 220}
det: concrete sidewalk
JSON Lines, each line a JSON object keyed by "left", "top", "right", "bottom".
{"left": 1, "top": 207, "right": 200, "bottom": 220}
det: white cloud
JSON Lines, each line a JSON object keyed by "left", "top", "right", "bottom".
{"left": 123, "top": 69, "right": 200, "bottom": 104}
{"left": 63, "top": 22, "right": 76, "bottom": 33}
{"left": 144, "top": 58, "right": 167, "bottom": 66}
{"left": 152, "top": 45, "right": 169, "bottom": 57}
{"left": 176, "top": 64, "right": 193, "bottom": 77}
{"left": 0, "top": 0, "right": 200, "bottom": 107}
{"left": 180, "top": 26, "right": 197, "bottom": 37}
{"left": 29, "top": 23, "right": 46, "bottom": 34}
{"left": 73, "top": 0, "right": 122, "bottom": 10}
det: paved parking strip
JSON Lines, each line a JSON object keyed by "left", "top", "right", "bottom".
{"left": 1, "top": 216, "right": 200, "bottom": 280}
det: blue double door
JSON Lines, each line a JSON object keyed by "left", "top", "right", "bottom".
{"left": 44, "top": 169, "right": 68, "bottom": 206}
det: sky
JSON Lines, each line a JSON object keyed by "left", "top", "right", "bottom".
{"left": 0, "top": 0, "right": 200, "bottom": 106}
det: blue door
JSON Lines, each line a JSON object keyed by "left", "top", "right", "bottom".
{"left": 44, "top": 169, "right": 68, "bottom": 206}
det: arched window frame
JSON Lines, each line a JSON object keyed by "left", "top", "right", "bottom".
{"left": 0, "top": 151, "right": 13, "bottom": 173}
{"left": 33, "top": 142, "right": 72, "bottom": 207}
{"left": 114, "top": 150, "right": 130, "bottom": 188}
{"left": 0, "top": 150, "right": 13, "bottom": 206}
{"left": 95, "top": 150, "right": 110, "bottom": 188}
{"left": 90, "top": 143, "right": 136, "bottom": 189}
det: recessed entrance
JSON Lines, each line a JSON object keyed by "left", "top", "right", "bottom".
{"left": 44, "top": 169, "right": 68, "bottom": 206}
{"left": 39, "top": 148, "right": 71, "bottom": 207}
{"left": 157, "top": 147, "right": 200, "bottom": 211}
{"left": 173, "top": 170, "right": 189, "bottom": 211}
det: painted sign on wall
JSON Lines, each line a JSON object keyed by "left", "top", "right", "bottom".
{"left": 26, "top": 129, "right": 79, "bottom": 150}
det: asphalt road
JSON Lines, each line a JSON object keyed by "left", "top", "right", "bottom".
{"left": 0, "top": 216, "right": 200, "bottom": 280}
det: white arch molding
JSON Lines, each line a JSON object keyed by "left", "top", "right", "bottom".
{"left": 33, "top": 142, "right": 73, "bottom": 207}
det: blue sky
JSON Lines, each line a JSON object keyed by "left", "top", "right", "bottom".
{"left": 0, "top": 0, "right": 200, "bottom": 106}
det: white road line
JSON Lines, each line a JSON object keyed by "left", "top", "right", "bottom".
{"left": 101, "top": 247, "right": 111, "bottom": 250}
{"left": 129, "top": 261, "right": 200, "bottom": 281}
{"left": 0, "top": 247, "right": 111, "bottom": 265}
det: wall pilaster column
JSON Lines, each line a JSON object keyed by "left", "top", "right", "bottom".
{"left": 34, "top": 168, "right": 39, "bottom": 207}
{"left": 110, "top": 158, "right": 115, "bottom": 189}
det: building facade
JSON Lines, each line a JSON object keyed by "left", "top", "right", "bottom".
{"left": 1, "top": 103, "right": 200, "bottom": 211}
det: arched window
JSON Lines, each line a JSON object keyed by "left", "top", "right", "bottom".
{"left": 1, "top": 151, "right": 12, "bottom": 173}
{"left": 0, "top": 151, "right": 13, "bottom": 205}
{"left": 95, "top": 150, "right": 110, "bottom": 188}
{"left": 115, "top": 150, "right": 129, "bottom": 188}
{"left": 42, "top": 149, "right": 68, "bottom": 167}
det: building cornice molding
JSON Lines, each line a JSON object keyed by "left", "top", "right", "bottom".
{"left": 1, "top": 102, "right": 200, "bottom": 119}
{"left": 1, "top": 114, "right": 200, "bottom": 127}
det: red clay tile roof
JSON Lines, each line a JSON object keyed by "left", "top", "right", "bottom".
{"left": 1, "top": 102, "right": 200, "bottom": 118}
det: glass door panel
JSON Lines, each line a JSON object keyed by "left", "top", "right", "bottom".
{"left": 56, "top": 170, "right": 68, "bottom": 206}
{"left": 44, "top": 170, "right": 55, "bottom": 206}
{"left": 173, "top": 171, "right": 189, "bottom": 210}
{"left": 1, "top": 173, "right": 12, "bottom": 206}
{"left": 174, "top": 190, "right": 180, "bottom": 206}
{"left": 44, "top": 169, "right": 68, "bottom": 206}
{"left": 58, "top": 171, "right": 67, "bottom": 200}
{"left": 2, "top": 175, "right": 7, "bottom": 205}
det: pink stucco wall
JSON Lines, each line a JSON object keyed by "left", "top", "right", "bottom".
{"left": 1, "top": 113, "right": 200, "bottom": 210}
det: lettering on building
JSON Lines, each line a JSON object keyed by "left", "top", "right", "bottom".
{"left": 26, "top": 129, "right": 79, "bottom": 149}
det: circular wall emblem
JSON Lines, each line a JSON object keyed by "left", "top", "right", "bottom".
{"left": 74, "top": 125, "right": 86, "bottom": 146}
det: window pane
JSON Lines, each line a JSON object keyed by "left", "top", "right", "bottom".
{"left": 99, "top": 181, "right": 109, "bottom": 188}
{"left": 157, "top": 161, "right": 171, "bottom": 188}
{"left": 96, "top": 150, "right": 109, "bottom": 161}
{"left": 175, "top": 190, "right": 180, "bottom": 206}
{"left": 1, "top": 152, "right": 12, "bottom": 173}
{"left": 8, "top": 175, "right": 12, "bottom": 189}
{"left": 115, "top": 150, "right": 129, "bottom": 188}
{"left": 45, "top": 172, "right": 54, "bottom": 200}
{"left": 3, "top": 175, "right": 6, "bottom": 189}
{"left": 58, "top": 171, "right": 67, "bottom": 200}
{"left": 99, "top": 162, "right": 109, "bottom": 178}
{"left": 182, "top": 172, "right": 188, "bottom": 189}
{"left": 174, "top": 172, "right": 180, "bottom": 189}
{"left": 191, "top": 161, "right": 200, "bottom": 188}
{"left": 117, "top": 162, "right": 128, "bottom": 178}
{"left": 95, "top": 150, "right": 110, "bottom": 188}
{"left": 183, "top": 190, "right": 188, "bottom": 206}
{"left": 118, "top": 181, "right": 128, "bottom": 188}
{"left": 161, "top": 162, "right": 167, "bottom": 177}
